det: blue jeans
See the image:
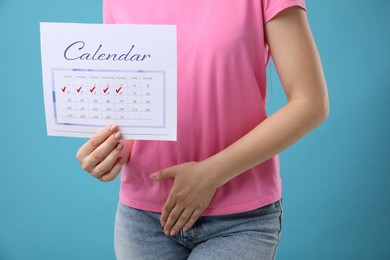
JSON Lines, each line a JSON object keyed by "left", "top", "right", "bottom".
{"left": 114, "top": 200, "right": 283, "bottom": 260}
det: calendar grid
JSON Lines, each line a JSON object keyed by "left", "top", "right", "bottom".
{"left": 51, "top": 68, "right": 166, "bottom": 128}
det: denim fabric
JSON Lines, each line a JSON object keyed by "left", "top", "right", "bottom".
{"left": 114, "top": 200, "right": 283, "bottom": 260}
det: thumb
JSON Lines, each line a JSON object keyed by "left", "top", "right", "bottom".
{"left": 150, "top": 167, "right": 176, "bottom": 180}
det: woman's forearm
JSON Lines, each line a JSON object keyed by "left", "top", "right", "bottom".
{"left": 204, "top": 97, "right": 329, "bottom": 188}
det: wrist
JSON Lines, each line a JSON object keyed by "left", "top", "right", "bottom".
{"left": 200, "top": 155, "right": 235, "bottom": 188}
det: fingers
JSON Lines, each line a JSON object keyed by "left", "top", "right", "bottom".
{"left": 76, "top": 125, "right": 122, "bottom": 172}
{"left": 76, "top": 124, "right": 126, "bottom": 182}
{"left": 162, "top": 205, "right": 184, "bottom": 235}
{"left": 151, "top": 165, "right": 177, "bottom": 180}
{"left": 167, "top": 208, "right": 195, "bottom": 236}
{"left": 152, "top": 162, "right": 216, "bottom": 235}
{"left": 161, "top": 195, "right": 203, "bottom": 236}
{"left": 162, "top": 206, "right": 202, "bottom": 236}
{"left": 182, "top": 209, "right": 201, "bottom": 232}
{"left": 76, "top": 124, "right": 118, "bottom": 161}
{"left": 90, "top": 142, "right": 124, "bottom": 179}
{"left": 100, "top": 161, "right": 123, "bottom": 182}
{"left": 85, "top": 131, "right": 122, "bottom": 171}
{"left": 160, "top": 196, "right": 176, "bottom": 227}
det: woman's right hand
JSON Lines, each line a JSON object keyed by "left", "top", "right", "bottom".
{"left": 76, "top": 124, "right": 131, "bottom": 182}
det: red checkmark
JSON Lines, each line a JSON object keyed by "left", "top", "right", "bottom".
{"left": 77, "top": 87, "right": 82, "bottom": 93}
{"left": 116, "top": 87, "right": 122, "bottom": 93}
{"left": 61, "top": 86, "right": 66, "bottom": 92}
{"left": 103, "top": 87, "right": 109, "bottom": 93}
{"left": 90, "top": 86, "right": 96, "bottom": 93}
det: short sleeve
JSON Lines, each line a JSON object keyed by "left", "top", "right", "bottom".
{"left": 262, "top": 0, "right": 306, "bottom": 23}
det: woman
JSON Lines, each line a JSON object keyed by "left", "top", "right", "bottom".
{"left": 76, "top": 0, "right": 329, "bottom": 259}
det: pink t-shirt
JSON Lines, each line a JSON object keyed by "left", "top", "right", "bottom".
{"left": 103, "top": 0, "right": 306, "bottom": 215}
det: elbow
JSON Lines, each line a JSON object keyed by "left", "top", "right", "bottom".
{"left": 306, "top": 83, "right": 330, "bottom": 124}
{"left": 319, "top": 98, "right": 330, "bottom": 121}
{"left": 313, "top": 95, "right": 330, "bottom": 125}
{"left": 295, "top": 93, "right": 329, "bottom": 126}
{"left": 320, "top": 89, "right": 330, "bottom": 121}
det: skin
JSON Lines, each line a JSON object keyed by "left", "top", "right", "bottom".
{"left": 76, "top": 125, "right": 133, "bottom": 182}
{"left": 76, "top": 7, "right": 329, "bottom": 237}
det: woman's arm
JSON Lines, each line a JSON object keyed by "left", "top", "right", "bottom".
{"left": 152, "top": 7, "right": 329, "bottom": 236}
{"left": 203, "top": 6, "right": 329, "bottom": 187}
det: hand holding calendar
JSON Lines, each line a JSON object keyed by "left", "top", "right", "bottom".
{"left": 40, "top": 23, "right": 177, "bottom": 140}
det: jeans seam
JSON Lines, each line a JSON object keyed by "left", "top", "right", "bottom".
{"left": 271, "top": 200, "right": 283, "bottom": 260}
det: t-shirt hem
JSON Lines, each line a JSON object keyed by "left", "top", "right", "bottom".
{"left": 120, "top": 194, "right": 164, "bottom": 213}
{"left": 119, "top": 193, "right": 282, "bottom": 216}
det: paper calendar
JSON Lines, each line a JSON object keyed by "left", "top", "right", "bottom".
{"left": 40, "top": 23, "right": 177, "bottom": 140}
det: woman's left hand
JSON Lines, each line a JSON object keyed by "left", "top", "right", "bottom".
{"left": 150, "top": 161, "right": 219, "bottom": 236}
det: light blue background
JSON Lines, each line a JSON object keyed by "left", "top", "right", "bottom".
{"left": 0, "top": 0, "right": 389, "bottom": 259}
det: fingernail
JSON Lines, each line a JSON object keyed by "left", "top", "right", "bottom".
{"left": 115, "top": 131, "right": 122, "bottom": 139}
{"left": 110, "top": 124, "right": 117, "bottom": 131}
{"left": 117, "top": 143, "right": 123, "bottom": 150}
{"left": 183, "top": 227, "right": 188, "bottom": 232}
{"left": 170, "top": 230, "right": 176, "bottom": 236}
{"left": 160, "top": 220, "right": 166, "bottom": 226}
{"left": 150, "top": 172, "right": 158, "bottom": 179}
{"left": 164, "top": 230, "right": 170, "bottom": 236}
